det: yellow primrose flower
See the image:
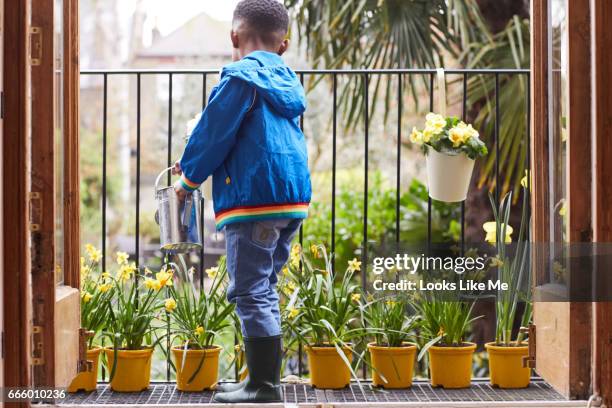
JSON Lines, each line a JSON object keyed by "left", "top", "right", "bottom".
{"left": 465, "top": 123, "right": 479, "bottom": 139}
{"left": 164, "top": 298, "right": 177, "bottom": 312}
{"left": 194, "top": 326, "right": 205, "bottom": 336}
{"left": 409, "top": 127, "right": 424, "bottom": 144}
{"left": 206, "top": 266, "right": 218, "bottom": 279}
{"left": 483, "top": 222, "right": 513, "bottom": 244}
{"left": 116, "top": 251, "right": 129, "bottom": 265}
{"left": 425, "top": 113, "right": 447, "bottom": 132}
{"left": 348, "top": 258, "right": 361, "bottom": 272}
{"left": 82, "top": 291, "right": 93, "bottom": 303}
{"left": 448, "top": 126, "right": 467, "bottom": 147}
{"left": 288, "top": 307, "right": 299, "bottom": 318}
{"left": 98, "top": 283, "right": 113, "bottom": 293}
{"left": 156, "top": 269, "right": 174, "bottom": 288}
{"left": 351, "top": 293, "right": 361, "bottom": 302}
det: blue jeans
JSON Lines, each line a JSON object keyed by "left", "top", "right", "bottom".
{"left": 225, "top": 219, "right": 302, "bottom": 338}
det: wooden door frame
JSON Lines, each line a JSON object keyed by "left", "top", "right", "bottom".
{"left": 530, "top": 0, "right": 593, "bottom": 399}
{"left": 3, "top": 0, "right": 32, "bottom": 399}
{"left": 591, "top": 0, "right": 612, "bottom": 404}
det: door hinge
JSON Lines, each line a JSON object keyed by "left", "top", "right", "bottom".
{"left": 29, "top": 26, "right": 43, "bottom": 66}
{"left": 31, "top": 325, "right": 44, "bottom": 366}
{"left": 521, "top": 324, "right": 536, "bottom": 369}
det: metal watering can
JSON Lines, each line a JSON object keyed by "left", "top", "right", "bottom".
{"left": 154, "top": 167, "right": 203, "bottom": 253}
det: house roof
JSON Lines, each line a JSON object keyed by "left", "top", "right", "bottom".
{"left": 138, "top": 12, "right": 232, "bottom": 59}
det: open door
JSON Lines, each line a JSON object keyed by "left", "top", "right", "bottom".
{"left": 30, "top": 0, "right": 81, "bottom": 387}
{"left": 531, "top": 0, "right": 611, "bottom": 401}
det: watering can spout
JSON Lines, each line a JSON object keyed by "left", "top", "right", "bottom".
{"left": 154, "top": 167, "right": 203, "bottom": 254}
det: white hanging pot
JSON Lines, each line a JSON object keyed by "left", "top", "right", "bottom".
{"left": 424, "top": 68, "right": 475, "bottom": 203}
{"left": 426, "top": 148, "right": 475, "bottom": 202}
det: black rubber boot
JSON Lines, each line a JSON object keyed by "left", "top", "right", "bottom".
{"left": 215, "top": 377, "right": 247, "bottom": 393}
{"left": 213, "top": 335, "right": 283, "bottom": 403}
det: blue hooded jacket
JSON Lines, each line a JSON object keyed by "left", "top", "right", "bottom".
{"left": 179, "top": 51, "right": 312, "bottom": 229}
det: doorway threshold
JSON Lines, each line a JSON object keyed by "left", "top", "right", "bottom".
{"left": 53, "top": 379, "right": 586, "bottom": 407}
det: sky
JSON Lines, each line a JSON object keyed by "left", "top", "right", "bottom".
{"left": 123, "top": 0, "right": 240, "bottom": 37}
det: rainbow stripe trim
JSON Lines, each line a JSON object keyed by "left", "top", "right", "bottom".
{"left": 180, "top": 174, "right": 200, "bottom": 192}
{"left": 215, "top": 202, "right": 309, "bottom": 229}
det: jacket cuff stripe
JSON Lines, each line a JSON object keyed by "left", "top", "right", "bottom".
{"left": 180, "top": 174, "right": 200, "bottom": 191}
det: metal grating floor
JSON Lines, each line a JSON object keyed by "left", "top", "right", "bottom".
{"left": 56, "top": 379, "right": 582, "bottom": 407}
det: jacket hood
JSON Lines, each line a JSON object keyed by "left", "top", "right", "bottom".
{"left": 221, "top": 51, "right": 306, "bottom": 119}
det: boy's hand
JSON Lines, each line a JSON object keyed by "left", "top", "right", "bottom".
{"left": 172, "top": 160, "right": 182, "bottom": 175}
{"left": 173, "top": 180, "right": 187, "bottom": 201}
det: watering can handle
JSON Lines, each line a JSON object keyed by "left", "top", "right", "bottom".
{"left": 154, "top": 167, "right": 175, "bottom": 197}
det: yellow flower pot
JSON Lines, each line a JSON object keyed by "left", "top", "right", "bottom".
{"left": 235, "top": 345, "right": 248, "bottom": 381}
{"left": 428, "top": 342, "right": 476, "bottom": 388}
{"left": 485, "top": 342, "right": 530, "bottom": 388}
{"left": 368, "top": 342, "right": 417, "bottom": 389}
{"left": 172, "top": 346, "right": 222, "bottom": 391}
{"left": 306, "top": 345, "right": 352, "bottom": 389}
{"left": 67, "top": 347, "right": 102, "bottom": 392}
{"left": 104, "top": 348, "right": 153, "bottom": 392}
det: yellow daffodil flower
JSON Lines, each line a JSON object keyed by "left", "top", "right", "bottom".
{"left": 351, "top": 293, "right": 361, "bottom": 302}
{"left": 558, "top": 199, "right": 567, "bottom": 217}
{"left": 164, "top": 298, "right": 177, "bottom": 312}
{"left": 144, "top": 267, "right": 153, "bottom": 276}
{"left": 483, "top": 221, "right": 513, "bottom": 244}
{"left": 287, "top": 307, "right": 299, "bottom": 318}
{"left": 98, "top": 283, "right": 113, "bottom": 293}
{"left": 310, "top": 243, "right": 319, "bottom": 258}
{"left": 282, "top": 266, "right": 289, "bottom": 276}
{"left": 195, "top": 326, "right": 205, "bottom": 336}
{"left": 143, "top": 278, "right": 162, "bottom": 291}
{"left": 101, "top": 271, "right": 111, "bottom": 279}
{"left": 116, "top": 251, "right": 129, "bottom": 265}
{"left": 82, "top": 291, "right": 93, "bottom": 303}
{"left": 386, "top": 299, "right": 397, "bottom": 307}
{"left": 437, "top": 327, "right": 445, "bottom": 337}
{"left": 348, "top": 258, "right": 361, "bottom": 272}
{"left": 117, "top": 263, "right": 137, "bottom": 283}
{"left": 156, "top": 269, "right": 174, "bottom": 288}
{"left": 489, "top": 257, "right": 504, "bottom": 268}
{"left": 206, "top": 266, "right": 218, "bottom": 279}
{"left": 520, "top": 169, "right": 530, "bottom": 189}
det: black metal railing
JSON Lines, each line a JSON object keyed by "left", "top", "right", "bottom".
{"left": 80, "top": 67, "right": 530, "bottom": 382}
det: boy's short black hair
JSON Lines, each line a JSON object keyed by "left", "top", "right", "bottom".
{"left": 233, "top": 0, "right": 289, "bottom": 43}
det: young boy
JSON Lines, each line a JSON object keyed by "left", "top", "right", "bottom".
{"left": 173, "top": 0, "right": 310, "bottom": 403}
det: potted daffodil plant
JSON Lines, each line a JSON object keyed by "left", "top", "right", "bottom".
{"left": 102, "top": 256, "right": 171, "bottom": 392}
{"left": 484, "top": 187, "right": 532, "bottom": 388}
{"left": 166, "top": 258, "right": 235, "bottom": 391}
{"left": 414, "top": 293, "right": 481, "bottom": 388}
{"left": 284, "top": 244, "right": 365, "bottom": 389}
{"left": 361, "top": 295, "right": 419, "bottom": 389}
{"left": 410, "top": 113, "right": 487, "bottom": 202}
{"left": 67, "top": 245, "right": 115, "bottom": 392}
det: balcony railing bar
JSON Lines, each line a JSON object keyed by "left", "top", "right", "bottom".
{"left": 81, "top": 68, "right": 529, "bottom": 75}
{"left": 82, "top": 67, "right": 530, "bottom": 382}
